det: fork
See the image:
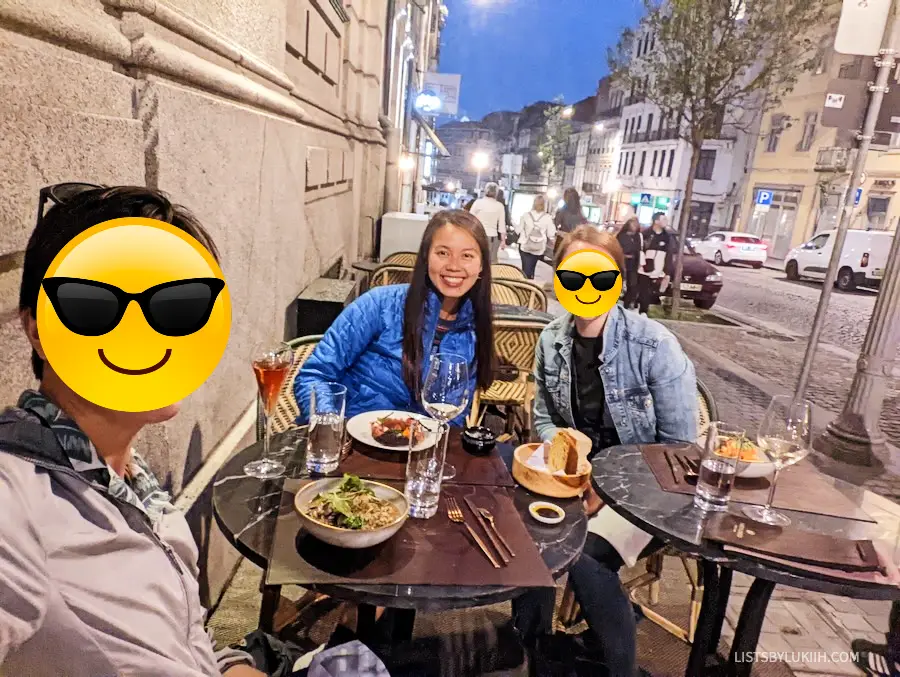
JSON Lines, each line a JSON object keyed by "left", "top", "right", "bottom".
{"left": 477, "top": 507, "right": 516, "bottom": 558}
{"left": 447, "top": 497, "right": 501, "bottom": 568}
{"left": 676, "top": 455, "right": 699, "bottom": 479}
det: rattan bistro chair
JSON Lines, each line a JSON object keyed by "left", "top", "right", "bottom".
{"left": 255, "top": 335, "right": 323, "bottom": 440}
{"left": 369, "top": 264, "right": 414, "bottom": 288}
{"left": 490, "top": 282, "right": 522, "bottom": 307}
{"left": 491, "top": 263, "right": 527, "bottom": 280}
{"left": 467, "top": 318, "right": 546, "bottom": 435}
{"left": 383, "top": 251, "right": 418, "bottom": 267}
{"left": 494, "top": 278, "right": 547, "bottom": 312}
{"left": 557, "top": 378, "right": 718, "bottom": 644}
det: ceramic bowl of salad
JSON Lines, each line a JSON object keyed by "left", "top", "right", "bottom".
{"left": 294, "top": 474, "right": 409, "bottom": 548}
{"left": 714, "top": 434, "right": 775, "bottom": 479}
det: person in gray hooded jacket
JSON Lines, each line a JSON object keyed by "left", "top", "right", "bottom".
{"left": 0, "top": 185, "right": 263, "bottom": 677}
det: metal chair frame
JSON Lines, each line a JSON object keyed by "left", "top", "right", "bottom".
{"left": 492, "top": 278, "right": 547, "bottom": 312}
{"left": 383, "top": 252, "right": 418, "bottom": 267}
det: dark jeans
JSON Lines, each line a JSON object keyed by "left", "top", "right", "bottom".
{"left": 520, "top": 251, "right": 540, "bottom": 279}
{"left": 637, "top": 275, "right": 661, "bottom": 315}
{"left": 887, "top": 600, "right": 900, "bottom": 661}
{"left": 622, "top": 258, "right": 639, "bottom": 309}
{"left": 512, "top": 534, "right": 661, "bottom": 677}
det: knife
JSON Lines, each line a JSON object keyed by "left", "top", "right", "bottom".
{"left": 464, "top": 497, "right": 509, "bottom": 564}
{"left": 664, "top": 450, "right": 681, "bottom": 485}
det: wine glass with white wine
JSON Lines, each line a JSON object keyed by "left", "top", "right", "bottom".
{"left": 421, "top": 352, "right": 470, "bottom": 482}
{"left": 742, "top": 394, "right": 812, "bottom": 527}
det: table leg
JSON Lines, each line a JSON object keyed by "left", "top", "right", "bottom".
{"left": 686, "top": 560, "right": 723, "bottom": 677}
{"left": 726, "top": 578, "right": 776, "bottom": 677}
{"left": 357, "top": 603, "right": 378, "bottom": 642}
{"left": 392, "top": 609, "right": 417, "bottom": 642}
{"left": 259, "top": 584, "right": 282, "bottom": 634}
{"left": 710, "top": 567, "right": 733, "bottom": 650}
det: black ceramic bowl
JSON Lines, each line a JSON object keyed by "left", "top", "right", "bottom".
{"left": 462, "top": 426, "right": 496, "bottom": 454}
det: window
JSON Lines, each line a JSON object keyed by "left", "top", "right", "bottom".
{"left": 666, "top": 149, "right": 675, "bottom": 177}
{"left": 807, "top": 233, "right": 830, "bottom": 249}
{"left": 695, "top": 149, "right": 716, "bottom": 180}
{"left": 765, "top": 116, "right": 784, "bottom": 152}
{"left": 797, "top": 112, "right": 817, "bottom": 152}
{"left": 649, "top": 32, "right": 656, "bottom": 52}
{"left": 651, "top": 150, "right": 659, "bottom": 176}
{"left": 618, "top": 153, "right": 625, "bottom": 174}
{"left": 639, "top": 151, "right": 646, "bottom": 175}
{"left": 646, "top": 113, "right": 654, "bottom": 139}
{"left": 629, "top": 152, "right": 636, "bottom": 174}
{"left": 707, "top": 233, "right": 725, "bottom": 243}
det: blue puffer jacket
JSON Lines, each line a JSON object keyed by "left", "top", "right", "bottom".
{"left": 294, "top": 285, "right": 478, "bottom": 426}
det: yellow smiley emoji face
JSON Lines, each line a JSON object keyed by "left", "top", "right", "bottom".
{"left": 554, "top": 249, "right": 623, "bottom": 318}
{"left": 36, "top": 217, "right": 231, "bottom": 412}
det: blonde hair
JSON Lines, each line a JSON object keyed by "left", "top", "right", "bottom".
{"left": 532, "top": 195, "right": 546, "bottom": 212}
{"left": 554, "top": 225, "right": 627, "bottom": 271}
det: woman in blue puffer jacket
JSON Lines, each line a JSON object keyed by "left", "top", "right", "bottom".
{"left": 294, "top": 209, "right": 496, "bottom": 426}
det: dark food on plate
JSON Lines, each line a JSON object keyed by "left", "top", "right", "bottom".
{"left": 302, "top": 474, "right": 400, "bottom": 530}
{"left": 370, "top": 415, "right": 425, "bottom": 447}
{"left": 536, "top": 507, "right": 560, "bottom": 519}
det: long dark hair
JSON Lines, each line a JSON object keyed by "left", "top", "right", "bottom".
{"left": 563, "top": 187, "right": 582, "bottom": 214}
{"left": 402, "top": 210, "right": 495, "bottom": 400}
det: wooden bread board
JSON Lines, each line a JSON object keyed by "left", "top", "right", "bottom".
{"left": 512, "top": 443, "right": 591, "bottom": 498}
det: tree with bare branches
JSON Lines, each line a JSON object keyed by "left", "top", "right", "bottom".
{"left": 609, "top": 0, "right": 833, "bottom": 314}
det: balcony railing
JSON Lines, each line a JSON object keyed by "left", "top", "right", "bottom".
{"left": 623, "top": 128, "right": 681, "bottom": 145}
{"left": 815, "top": 147, "right": 856, "bottom": 172}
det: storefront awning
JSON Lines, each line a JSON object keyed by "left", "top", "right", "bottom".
{"left": 413, "top": 111, "right": 450, "bottom": 157}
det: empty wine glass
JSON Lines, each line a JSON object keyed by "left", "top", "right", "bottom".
{"left": 742, "top": 395, "right": 812, "bottom": 527}
{"left": 421, "top": 352, "right": 470, "bottom": 482}
{"left": 245, "top": 342, "right": 294, "bottom": 479}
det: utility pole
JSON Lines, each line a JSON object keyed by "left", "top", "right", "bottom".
{"left": 794, "top": 1, "right": 900, "bottom": 406}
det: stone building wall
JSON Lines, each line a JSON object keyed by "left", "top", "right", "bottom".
{"left": 0, "top": 0, "right": 387, "bottom": 604}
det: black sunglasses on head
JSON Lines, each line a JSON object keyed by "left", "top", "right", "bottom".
{"left": 36, "top": 182, "right": 106, "bottom": 227}
{"left": 40, "top": 277, "right": 225, "bottom": 337}
{"left": 555, "top": 269, "right": 621, "bottom": 292}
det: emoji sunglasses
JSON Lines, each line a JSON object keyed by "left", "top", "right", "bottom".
{"left": 40, "top": 277, "right": 225, "bottom": 337}
{"left": 555, "top": 269, "right": 621, "bottom": 292}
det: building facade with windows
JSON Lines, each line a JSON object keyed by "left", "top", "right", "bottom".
{"left": 738, "top": 31, "right": 900, "bottom": 260}
{"left": 609, "top": 28, "right": 758, "bottom": 235}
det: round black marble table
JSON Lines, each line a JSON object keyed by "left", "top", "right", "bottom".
{"left": 213, "top": 431, "right": 587, "bottom": 640}
{"left": 492, "top": 304, "right": 554, "bottom": 323}
{"left": 592, "top": 445, "right": 900, "bottom": 677}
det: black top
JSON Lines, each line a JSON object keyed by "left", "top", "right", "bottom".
{"left": 617, "top": 230, "right": 643, "bottom": 259}
{"left": 571, "top": 331, "right": 621, "bottom": 451}
{"left": 554, "top": 207, "right": 587, "bottom": 234}
{"left": 642, "top": 228, "right": 676, "bottom": 277}
{"left": 433, "top": 319, "right": 451, "bottom": 349}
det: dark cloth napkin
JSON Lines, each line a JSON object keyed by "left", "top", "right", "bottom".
{"left": 704, "top": 514, "right": 883, "bottom": 573}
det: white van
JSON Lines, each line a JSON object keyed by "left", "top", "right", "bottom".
{"left": 784, "top": 229, "right": 893, "bottom": 291}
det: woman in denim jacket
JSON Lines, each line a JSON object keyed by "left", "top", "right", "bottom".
{"left": 514, "top": 225, "right": 697, "bottom": 676}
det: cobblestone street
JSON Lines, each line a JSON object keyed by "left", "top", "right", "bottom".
{"left": 517, "top": 251, "right": 900, "bottom": 677}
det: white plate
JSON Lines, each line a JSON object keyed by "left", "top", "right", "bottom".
{"left": 346, "top": 410, "right": 433, "bottom": 452}
{"left": 680, "top": 283, "right": 703, "bottom": 292}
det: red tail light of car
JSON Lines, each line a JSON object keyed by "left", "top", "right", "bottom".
{"left": 861, "top": 252, "right": 869, "bottom": 267}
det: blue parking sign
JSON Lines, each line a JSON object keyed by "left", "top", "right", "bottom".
{"left": 854, "top": 188, "right": 862, "bottom": 206}
{"left": 640, "top": 193, "right": 652, "bottom": 206}
{"left": 756, "top": 190, "right": 774, "bottom": 206}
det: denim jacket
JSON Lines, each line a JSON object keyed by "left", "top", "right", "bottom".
{"left": 533, "top": 305, "right": 698, "bottom": 446}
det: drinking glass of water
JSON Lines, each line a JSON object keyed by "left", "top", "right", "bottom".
{"left": 693, "top": 422, "right": 743, "bottom": 512}
{"left": 743, "top": 395, "right": 812, "bottom": 527}
{"left": 421, "top": 352, "right": 470, "bottom": 482}
{"left": 306, "top": 382, "right": 348, "bottom": 474}
{"left": 405, "top": 417, "right": 444, "bottom": 519}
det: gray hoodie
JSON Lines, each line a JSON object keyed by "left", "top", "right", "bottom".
{"left": 0, "top": 392, "right": 253, "bottom": 676}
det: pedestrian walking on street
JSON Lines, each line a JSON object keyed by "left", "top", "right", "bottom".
{"left": 637, "top": 212, "right": 676, "bottom": 315}
{"left": 469, "top": 182, "right": 507, "bottom": 263}
{"left": 617, "top": 216, "right": 643, "bottom": 309}
{"left": 851, "top": 601, "right": 900, "bottom": 676}
{"left": 553, "top": 187, "right": 588, "bottom": 253}
{"left": 517, "top": 194, "right": 556, "bottom": 279}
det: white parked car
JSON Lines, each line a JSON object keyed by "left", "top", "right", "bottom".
{"left": 694, "top": 231, "right": 768, "bottom": 268}
{"left": 784, "top": 229, "right": 893, "bottom": 291}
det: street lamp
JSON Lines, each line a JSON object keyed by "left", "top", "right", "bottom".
{"left": 445, "top": 180, "right": 457, "bottom": 192}
{"left": 562, "top": 106, "right": 574, "bottom": 119}
{"left": 471, "top": 151, "right": 490, "bottom": 193}
{"left": 547, "top": 187, "right": 559, "bottom": 199}
{"left": 594, "top": 122, "right": 605, "bottom": 132}
{"left": 399, "top": 154, "right": 416, "bottom": 172}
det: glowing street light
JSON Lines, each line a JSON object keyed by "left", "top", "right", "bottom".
{"left": 547, "top": 187, "right": 559, "bottom": 199}
{"left": 445, "top": 180, "right": 457, "bottom": 192}
{"left": 399, "top": 154, "right": 416, "bottom": 172}
{"left": 471, "top": 151, "right": 490, "bottom": 192}
{"left": 561, "top": 106, "right": 574, "bottom": 119}
{"left": 594, "top": 122, "right": 605, "bottom": 132}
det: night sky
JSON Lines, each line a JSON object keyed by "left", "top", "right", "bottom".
{"left": 438, "top": 0, "right": 644, "bottom": 120}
